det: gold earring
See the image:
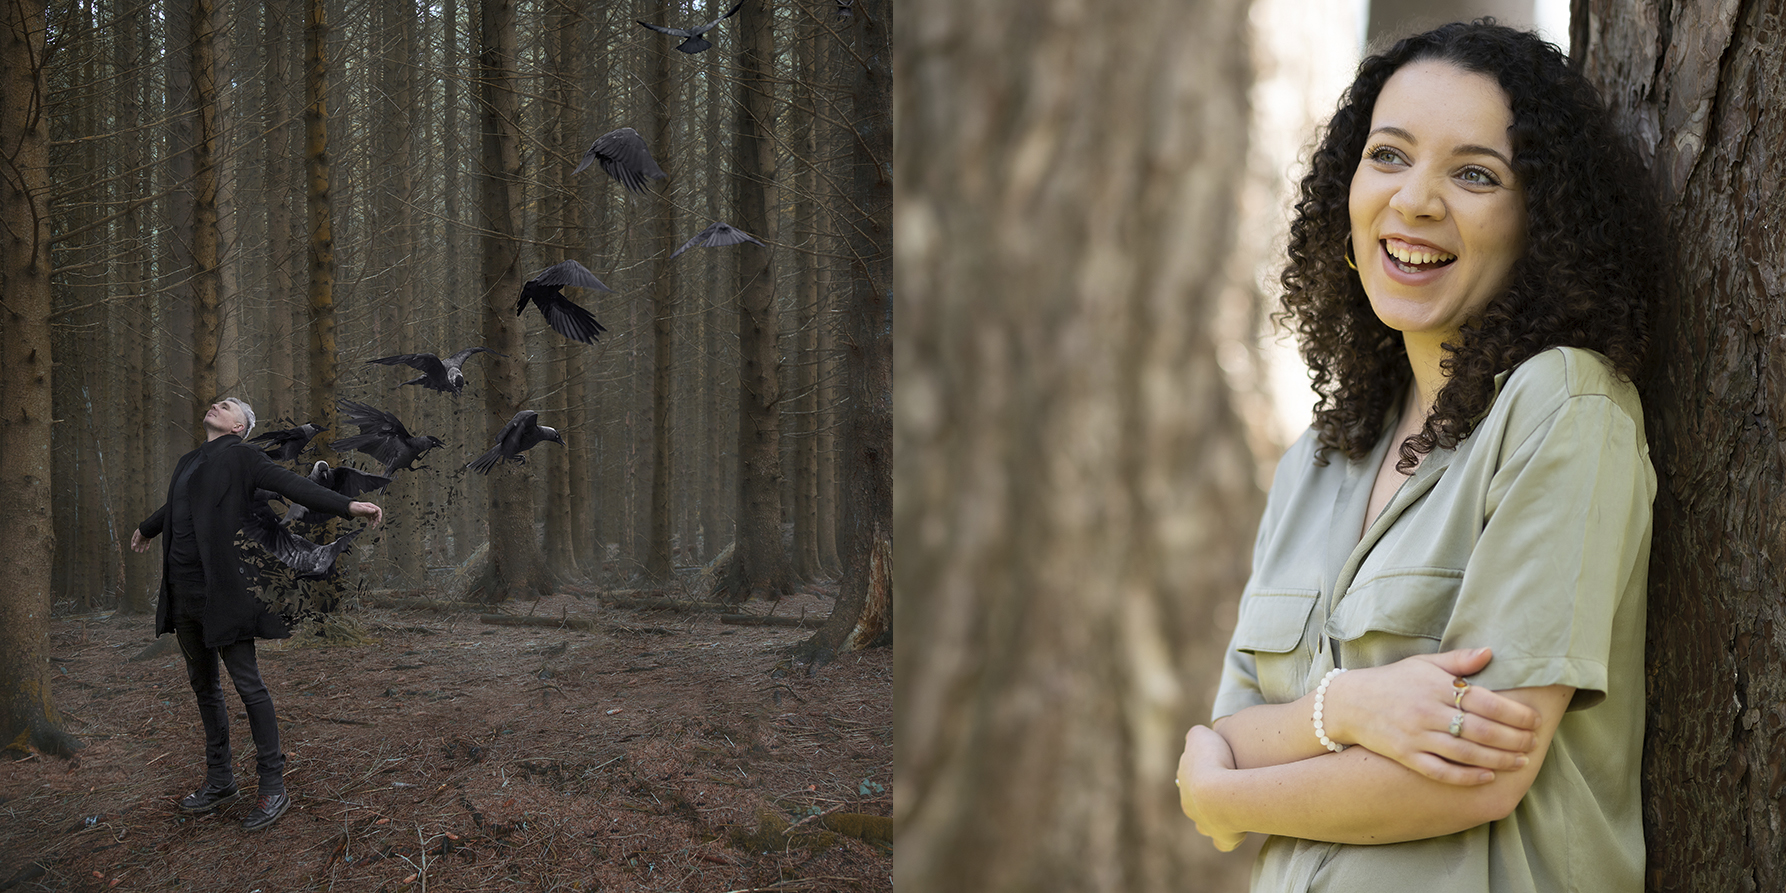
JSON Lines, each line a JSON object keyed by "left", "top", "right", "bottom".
{"left": 1344, "top": 240, "right": 1358, "bottom": 271}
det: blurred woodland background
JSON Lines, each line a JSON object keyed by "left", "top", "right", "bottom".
{"left": 896, "top": 0, "right": 1785, "bottom": 891}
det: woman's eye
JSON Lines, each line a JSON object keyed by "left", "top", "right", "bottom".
{"left": 1458, "top": 166, "right": 1502, "bottom": 187}
{"left": 1367, "top": 146, "right": 1404, "bottom": 165}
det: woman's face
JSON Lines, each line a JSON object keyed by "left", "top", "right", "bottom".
{"left": 1348, "top": 60, "right": 1526, "bottom": 347}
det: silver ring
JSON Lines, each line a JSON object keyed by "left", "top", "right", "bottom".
{"left": 1448, "top": 712, "right": 1466, "bottom": 737}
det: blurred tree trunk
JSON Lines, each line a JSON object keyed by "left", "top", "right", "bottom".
{"left": 304, "top": 0, "right": 338, "bottom": 461}
{"left": 895, "top": 0, "right": 1262, "bottom": 889}
{"left": 0, "top": 0, "right": 79, "bottom": 757}
{"left": 797, "top": 0, "right": 889, "bottom": 663}
{"left": 1577, "top": 3, "right": 1786, "bottom": 890}
{"left": 721, "top": 0, "right": 789, "bottom": 604}
{"left": 264, "top": 0, "right": 300, "bottom": 427}
{"left": 476, "top": 0, "right": 548, "bottom": 600}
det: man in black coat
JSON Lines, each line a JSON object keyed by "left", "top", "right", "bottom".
{"left": 132, "top": 398, "right": 383, "bottom": 831}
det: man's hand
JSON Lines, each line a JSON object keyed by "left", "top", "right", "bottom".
{"left": 130, "top": 529, "right": 153, "bottom": 553}
{"left": 349, "top": 501, "right": 384, "bottom": 528}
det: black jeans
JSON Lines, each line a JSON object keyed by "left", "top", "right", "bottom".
{"left": 171, "top": 580, "right": 285, "bottom": 795}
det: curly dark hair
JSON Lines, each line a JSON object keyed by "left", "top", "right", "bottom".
{"left": 1280, "top": 20, "right": 1666, "bottom": 471}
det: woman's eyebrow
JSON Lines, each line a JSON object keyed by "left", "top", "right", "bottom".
{"left": 1367, "top": 126, "right": 1514, "bottom": 169}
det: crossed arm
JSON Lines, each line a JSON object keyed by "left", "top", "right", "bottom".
{"left": 1177, "top": 648, "right": 1573, "bottom": 850}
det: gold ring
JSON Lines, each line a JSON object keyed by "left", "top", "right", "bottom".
{"left": 1449, "top": 712, "right": 1466, "bottom": 737}
{"left": 1452, "top": 677, "right": 1470, "bottom": 710}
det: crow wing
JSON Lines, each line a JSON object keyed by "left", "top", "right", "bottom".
{"left": 572, "top": 127, "right": 667, "bottom": 193}
{"left": 670, "top": 221, "right": 766, "bottom": 259}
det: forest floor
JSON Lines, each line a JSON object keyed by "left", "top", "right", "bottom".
{"left": 0, "top": 585, "right": 891, "bottom": 893}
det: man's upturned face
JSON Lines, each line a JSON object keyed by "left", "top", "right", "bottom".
{"left": 204, "top": 400, "right": 248, "bottom": 437}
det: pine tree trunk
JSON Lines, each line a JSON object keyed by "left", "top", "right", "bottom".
{"left": 477, "top": 0, "right": 548, "bottom": 600}
{"left": 894, "top": 0, "right": 1262, "bottom": 888}
{"left": 1578, "top": 3, "right": 1786, "bottom": 889}
{"left": 190, "top": 0, "right": 222, "bottom": 422}
{"left": 724, "top": 0, "right": 789, "bottom": 604}
{"left": 304, "top": 0, "right": 338, "bottom": 460}
{"left": 642, "top": 0, "right": 676, "bottom": 582}
{"left": 796, "top": 0, "right": 889, "bottom": 663}
{"left": 0, "top": 0, "right": 79, "bottom": 757}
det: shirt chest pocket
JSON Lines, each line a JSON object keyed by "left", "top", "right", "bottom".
{"left": 1326, "top": 569, "right": 1461, "bottom": 667}
{"left": 1232, "top": 589, "right": 1319, "bottom": 704}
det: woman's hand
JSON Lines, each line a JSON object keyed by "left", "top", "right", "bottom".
{"left": 1323, "top": 648, "right": 1540, "bottom": 785}
{"left": 130, "top": 529, "right": 152, "bottom": 553}
{"left": 1177, "top": 725, "right": 1247, "bottom": 852}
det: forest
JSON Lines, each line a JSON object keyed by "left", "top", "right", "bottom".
{"left": 1, "top": 0, "right": 891, "bottom": 888}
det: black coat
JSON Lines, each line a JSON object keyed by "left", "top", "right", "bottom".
{"left": 138, "top": 435, "right": 356, "bottom": 648}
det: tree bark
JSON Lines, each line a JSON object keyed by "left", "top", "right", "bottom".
{"left": 477, "top": 0, "right": 549, "bottom": 600}
{"left": 723, "top": 0, "right": 790, "bottom": 604}
{"left": 642, "top": 0, "right": 676, "bottom": 582}
{"left": 0, "top": 0, "right": 79, "bottom": 757}
{"left": 1578, "top": 3, "right": 1786, "bottom": 890}
{"left": 189, "top": 0, "right": 222, "bottom": 423}
{"left": 894, "top": 0, "right": 1262, "bottom": 888}
{"left": 796, "top": 0, "right": 889, "bottom": 665}
{"left": 304, "top": 0, "right": 338, "bottom": 461}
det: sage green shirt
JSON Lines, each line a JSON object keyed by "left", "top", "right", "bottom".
{"left": 1214, "top": 347, "right": 1653, "bottom": 893}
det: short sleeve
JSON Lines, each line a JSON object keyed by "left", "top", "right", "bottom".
{"left": 1443, "top": 391, "right": 1653, "bottom": 709}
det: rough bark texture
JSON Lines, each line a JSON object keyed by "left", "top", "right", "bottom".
{"left": 303, "top": 0, "right": 337, "bottom": 460}
{"left": 643, "top": 0, "right": 676, "bottom": 582}
{"left": 895, "top": 0, "right": 1263, "bottom": 889}
{"left": 0, "top": 0, "right": 79, "bottom": 757}
{"left": 796, "top": 0, "right": 890, "bottom": 666}
{"left": 723, "top": 0, "right": 790, "bottom": 604}
{"left": 1578, "top": 3, "right": 1786, "bottom": 890}
{"left": 477, "top": 0, "right": 548, "bottom": 600}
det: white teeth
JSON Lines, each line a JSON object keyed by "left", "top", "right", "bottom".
{"left": 1386, "top": 242, "right": 1456, "bottom": 265}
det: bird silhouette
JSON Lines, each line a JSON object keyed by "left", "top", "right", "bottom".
{"left": 467, "top": 410, "right": 564, "bottom": 474}
{"left": 572, "top": 127, "right": 667, "bottom": 193}
{"left": 637, "top": 0, "right": 744, "bottom": 54}
{"left": 366, "top": 346, "right": 504, "bottom": 396}
{"left": 669, "top": 221, "right": 766, "bottom": 259}
{"left": 517, "top": 260, "right": 611, "bottom": 344}
{"left": 266, "top": 460, "right": 394, "bottom": 529}
{"left": 248, "top": 421, "right": 327, "bottom": 463}
{"left": 240, "top": 501, "right": 362, "bottom": 579}
{"left": 329, "top": 399, "right": 444, "bottom": 476}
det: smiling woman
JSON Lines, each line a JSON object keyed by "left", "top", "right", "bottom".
{"left": 1176, "top": 19, "right": 1670, "bottom": 893}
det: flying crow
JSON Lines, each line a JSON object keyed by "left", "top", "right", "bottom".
{"left": 517, "top": 260, "right": 611, "bottom": 344}
{"left": 240, "top": 501, "right": 362, "bottom": 580}
{"left": 329, "top": 399, "right": 444, "bottom": 475}
{"left": 637, "top": 0, "right": 744, "bottom": 54}
{"left": 270, "top": 460, "right": 394, "bottom": 528}
{"left": 467, "top": 410, "right": 564, "bottom": 474}
{"left": 367, "top": 346, "right": 504, "bottom": 396}
{"left": 669, "top": 220, "right": 766, "bottom": 259}
{"left": 248, "top": 421, "right": 327, "bottom": 463}
{"left": 572, "top": 127, "right": 667, "bottom": 193}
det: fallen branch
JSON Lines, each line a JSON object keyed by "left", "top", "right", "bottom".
{"left": 720, "top": 614, "right": 829, "bottom": 629}
{"left": 362, "top": 594, "right": 491, "bottom": 613}
{"left": 600, "top": 595, "right": 731, "bottom": 613}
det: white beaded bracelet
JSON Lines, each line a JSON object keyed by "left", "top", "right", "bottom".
{"left": 1313, "top": 667, "right": 1348, "bottom": 753}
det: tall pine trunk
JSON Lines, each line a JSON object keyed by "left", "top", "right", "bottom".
{"left": 0, "top": 0, "right": 79, "bottom": 757}
{"left": 304, "top": 0, "right": 338, "bottom": 459}
{"left": 895, "top": 0, "right": 1262, "bottom": 888}
{"left": 477, "top": 0, "right": 548, "bottom": 599}
{"left": 723, "top": 0, "right": 789, "bottom": 603}
{"left": 1578, "top": 2, "right": 1786, "bottom": 888}
{"left": 797, "top": 0, "right": 889, "bottom": 663}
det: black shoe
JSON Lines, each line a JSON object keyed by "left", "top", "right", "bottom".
{"left": 241, "top": 792, "right": 290, "bottom": 831}
{"left": 178, "top": 781, "right": 240, "bottom": 814}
